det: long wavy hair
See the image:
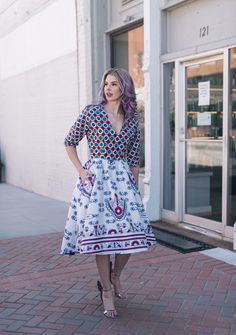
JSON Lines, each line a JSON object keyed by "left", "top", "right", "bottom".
{"left": 98, "top": 68, "right": 137, "bottom": 118}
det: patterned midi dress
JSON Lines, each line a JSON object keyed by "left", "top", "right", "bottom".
{"left": 60, "top": 103, "right": 157, "bottom": 255}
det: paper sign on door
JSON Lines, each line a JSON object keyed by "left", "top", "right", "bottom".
{"left": 197, "top": 112, "right": 211, "bottom": 126}
{"left": 198, "top": 81, "right": 210, "bottom": 106}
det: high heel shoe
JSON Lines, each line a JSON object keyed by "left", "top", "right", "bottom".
{"left": 97, "top": 280, "right": 103, "bottom": 301}
{"left": 97, "top": 280, "right": 118, "bottom": 318}
{"left": 102, "top": 289, "right": 118, "bottom": 318}
{"left": 110, "top": 266, "right": 127, "bottom": 299}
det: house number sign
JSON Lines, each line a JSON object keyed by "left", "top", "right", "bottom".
{"left": 199, "top": 25, "right": 209, "bottom": 38}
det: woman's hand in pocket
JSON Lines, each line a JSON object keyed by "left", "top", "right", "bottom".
{"left": 79, "top": 168, "right": 93, "bottom": 185}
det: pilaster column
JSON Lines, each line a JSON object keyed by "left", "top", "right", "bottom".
{"left": 142, "top": 0, "right": 163, "bottom": 220}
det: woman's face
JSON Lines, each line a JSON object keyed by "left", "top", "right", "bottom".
{"left": 104, "top": 74, "right": 122, "bottom": 102}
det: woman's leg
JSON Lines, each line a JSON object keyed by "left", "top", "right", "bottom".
{"left": 114, "top": 254, "right": 130, "bottom": 274}
{"left": 96, "top": 255, "right": 111, "bottom": 290}
{"left": 111, "top": 254, "right": 130, "bottom": 298}
{"left": 96, "top": 255, "right": 117, "bottom": 318}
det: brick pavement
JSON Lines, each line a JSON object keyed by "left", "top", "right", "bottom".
{"left": 0, "top": 233, "right": 236, "bottom": 335}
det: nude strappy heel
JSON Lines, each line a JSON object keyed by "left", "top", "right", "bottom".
{"left": 97, "top": 279, "right": 118, "bottom": 318}
{"left": 110, "top": 269, "right": 127, "bottom": 299}
{"left": 102, "top": 288, "right": 118, "bottom": 318}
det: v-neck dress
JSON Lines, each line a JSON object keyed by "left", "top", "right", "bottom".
{"left": 60, "top": 103, "right": 156, "bottom": 255}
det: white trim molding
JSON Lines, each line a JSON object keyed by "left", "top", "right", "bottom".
{"left": 142, "top": 0, "right": 164, "bottom": 220}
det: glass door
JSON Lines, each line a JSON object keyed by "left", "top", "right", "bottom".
{"left": 181, "top": 57, "right": 224, "bottom": 232}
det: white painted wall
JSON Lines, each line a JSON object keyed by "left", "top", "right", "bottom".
{"left": 0, "top": 0, "right": 56, "bottom": 39}
{"left": 0, "top": 0, "right": 76, "bottom": 79}
{"left": 0, "top": 0, "right": 90, "bottom": 202}
{"left": 0, "top": 53, "right": 80, "bottom": 201}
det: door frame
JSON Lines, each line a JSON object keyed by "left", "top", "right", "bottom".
{"left": 161, "top": 47, "right": 234, "bottom": 240}
{"left": 161, "top": 46, "right": 233, "bottom": 240}
{"left": 178, "top": 52, "right": 227, "bottom": 233}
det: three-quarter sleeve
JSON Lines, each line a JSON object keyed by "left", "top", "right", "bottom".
{"left": 127, "top": 121, "right": 141, "bottom": 167}
{"left": 64, "top": 107, "right": 90, "bottom": 147}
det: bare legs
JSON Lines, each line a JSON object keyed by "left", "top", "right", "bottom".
{"left": 112, "top": 254, "right": 130, "bottom": 298}
{"left": 96, "top": 253, "right": 130, "bottom": 317}
{"left": 96, "top": 255, "right": 117, "bottom": 318}
{"left": 113, "top": 254, "right": 130, "bottom": 276}
{"left": 96, "top": 255, "right": 111, "bottom": 290}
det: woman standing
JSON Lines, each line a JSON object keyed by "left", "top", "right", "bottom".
{"left": 60, "top": 68, "right": 156, "bottom": 318}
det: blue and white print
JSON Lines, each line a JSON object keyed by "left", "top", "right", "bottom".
{"left": 60, "top": 104, "right": 157, "bottom": 255}
{"left": 60, "top": 159, "right": 156, "bottom": 255}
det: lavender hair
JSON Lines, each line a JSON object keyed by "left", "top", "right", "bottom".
{"left": 98, "top": 68, "right": 137, "bottom": 118}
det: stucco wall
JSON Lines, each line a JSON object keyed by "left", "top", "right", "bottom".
{"left": 0, "top": 0, "right": 84, "bottom": 202}
{"left": 0, "top": 52, "right": 82, "bottom": 202}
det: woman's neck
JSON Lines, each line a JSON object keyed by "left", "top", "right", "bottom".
{"left": 105, "top": 101, "right": 122, "bottom": 115}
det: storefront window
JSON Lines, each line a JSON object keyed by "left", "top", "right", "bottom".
{"left": 229, "top": 47, "right": 236, "bottom": 226}
{"left": 186, "top": 61, "right": 223, "bottom": 140}
{"left": 163, "top": 62, "right": 175, "bottom": 211}
{"left": 112, "top": 25, "right": 145, "bottom": 171}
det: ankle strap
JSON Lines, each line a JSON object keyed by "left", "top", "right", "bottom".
{"left": 111, "top": 271, "right": 120, "bottom": 278}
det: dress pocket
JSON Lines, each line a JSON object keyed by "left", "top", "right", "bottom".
{"left": 79, "top": 173, "right": 96, "bottom": 198}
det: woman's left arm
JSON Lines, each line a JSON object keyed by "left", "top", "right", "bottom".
{"left": 127, "top": 120, "right": 141, "bottom": 185}
{"left": 130, "top": 166, "right": 139, "bottom": 184}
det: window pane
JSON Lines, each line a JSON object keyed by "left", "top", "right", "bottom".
{"left": 163, "top": 62, "right": 175, "bottom": 211}
{"left": 186, "top": 61, "right": 223, "bottom": 139}
{"left": 112, "top": 26, "right": 145, "bottom": 170}
{"left": 112, "top": 32, "right": 128, "bottom": 69}
{"left": 186, "top": 142, "right": 222, "bottom": 221}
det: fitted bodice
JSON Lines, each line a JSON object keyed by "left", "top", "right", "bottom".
{"left": 64, "top": 104, "right": 141, "bottom": 167}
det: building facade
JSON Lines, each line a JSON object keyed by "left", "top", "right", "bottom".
{"left": 160, "top": 0, "right": 236, "bottom": 243}
{"left": 0, "top": 0, "right": 235, "bottom": 243}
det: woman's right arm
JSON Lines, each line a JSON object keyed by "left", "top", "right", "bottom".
{"left": 65, "top": 146, "right": 92, "bottom": 183}
{"left": 64, "top": 107, "right": 92, "bottom": 183}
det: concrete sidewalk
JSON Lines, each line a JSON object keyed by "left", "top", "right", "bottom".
{"left": 0, "top": 183, "right": 236, "bottom": 335}
{"left": 0, "top": 183, "right": 68, "bottom": 239}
